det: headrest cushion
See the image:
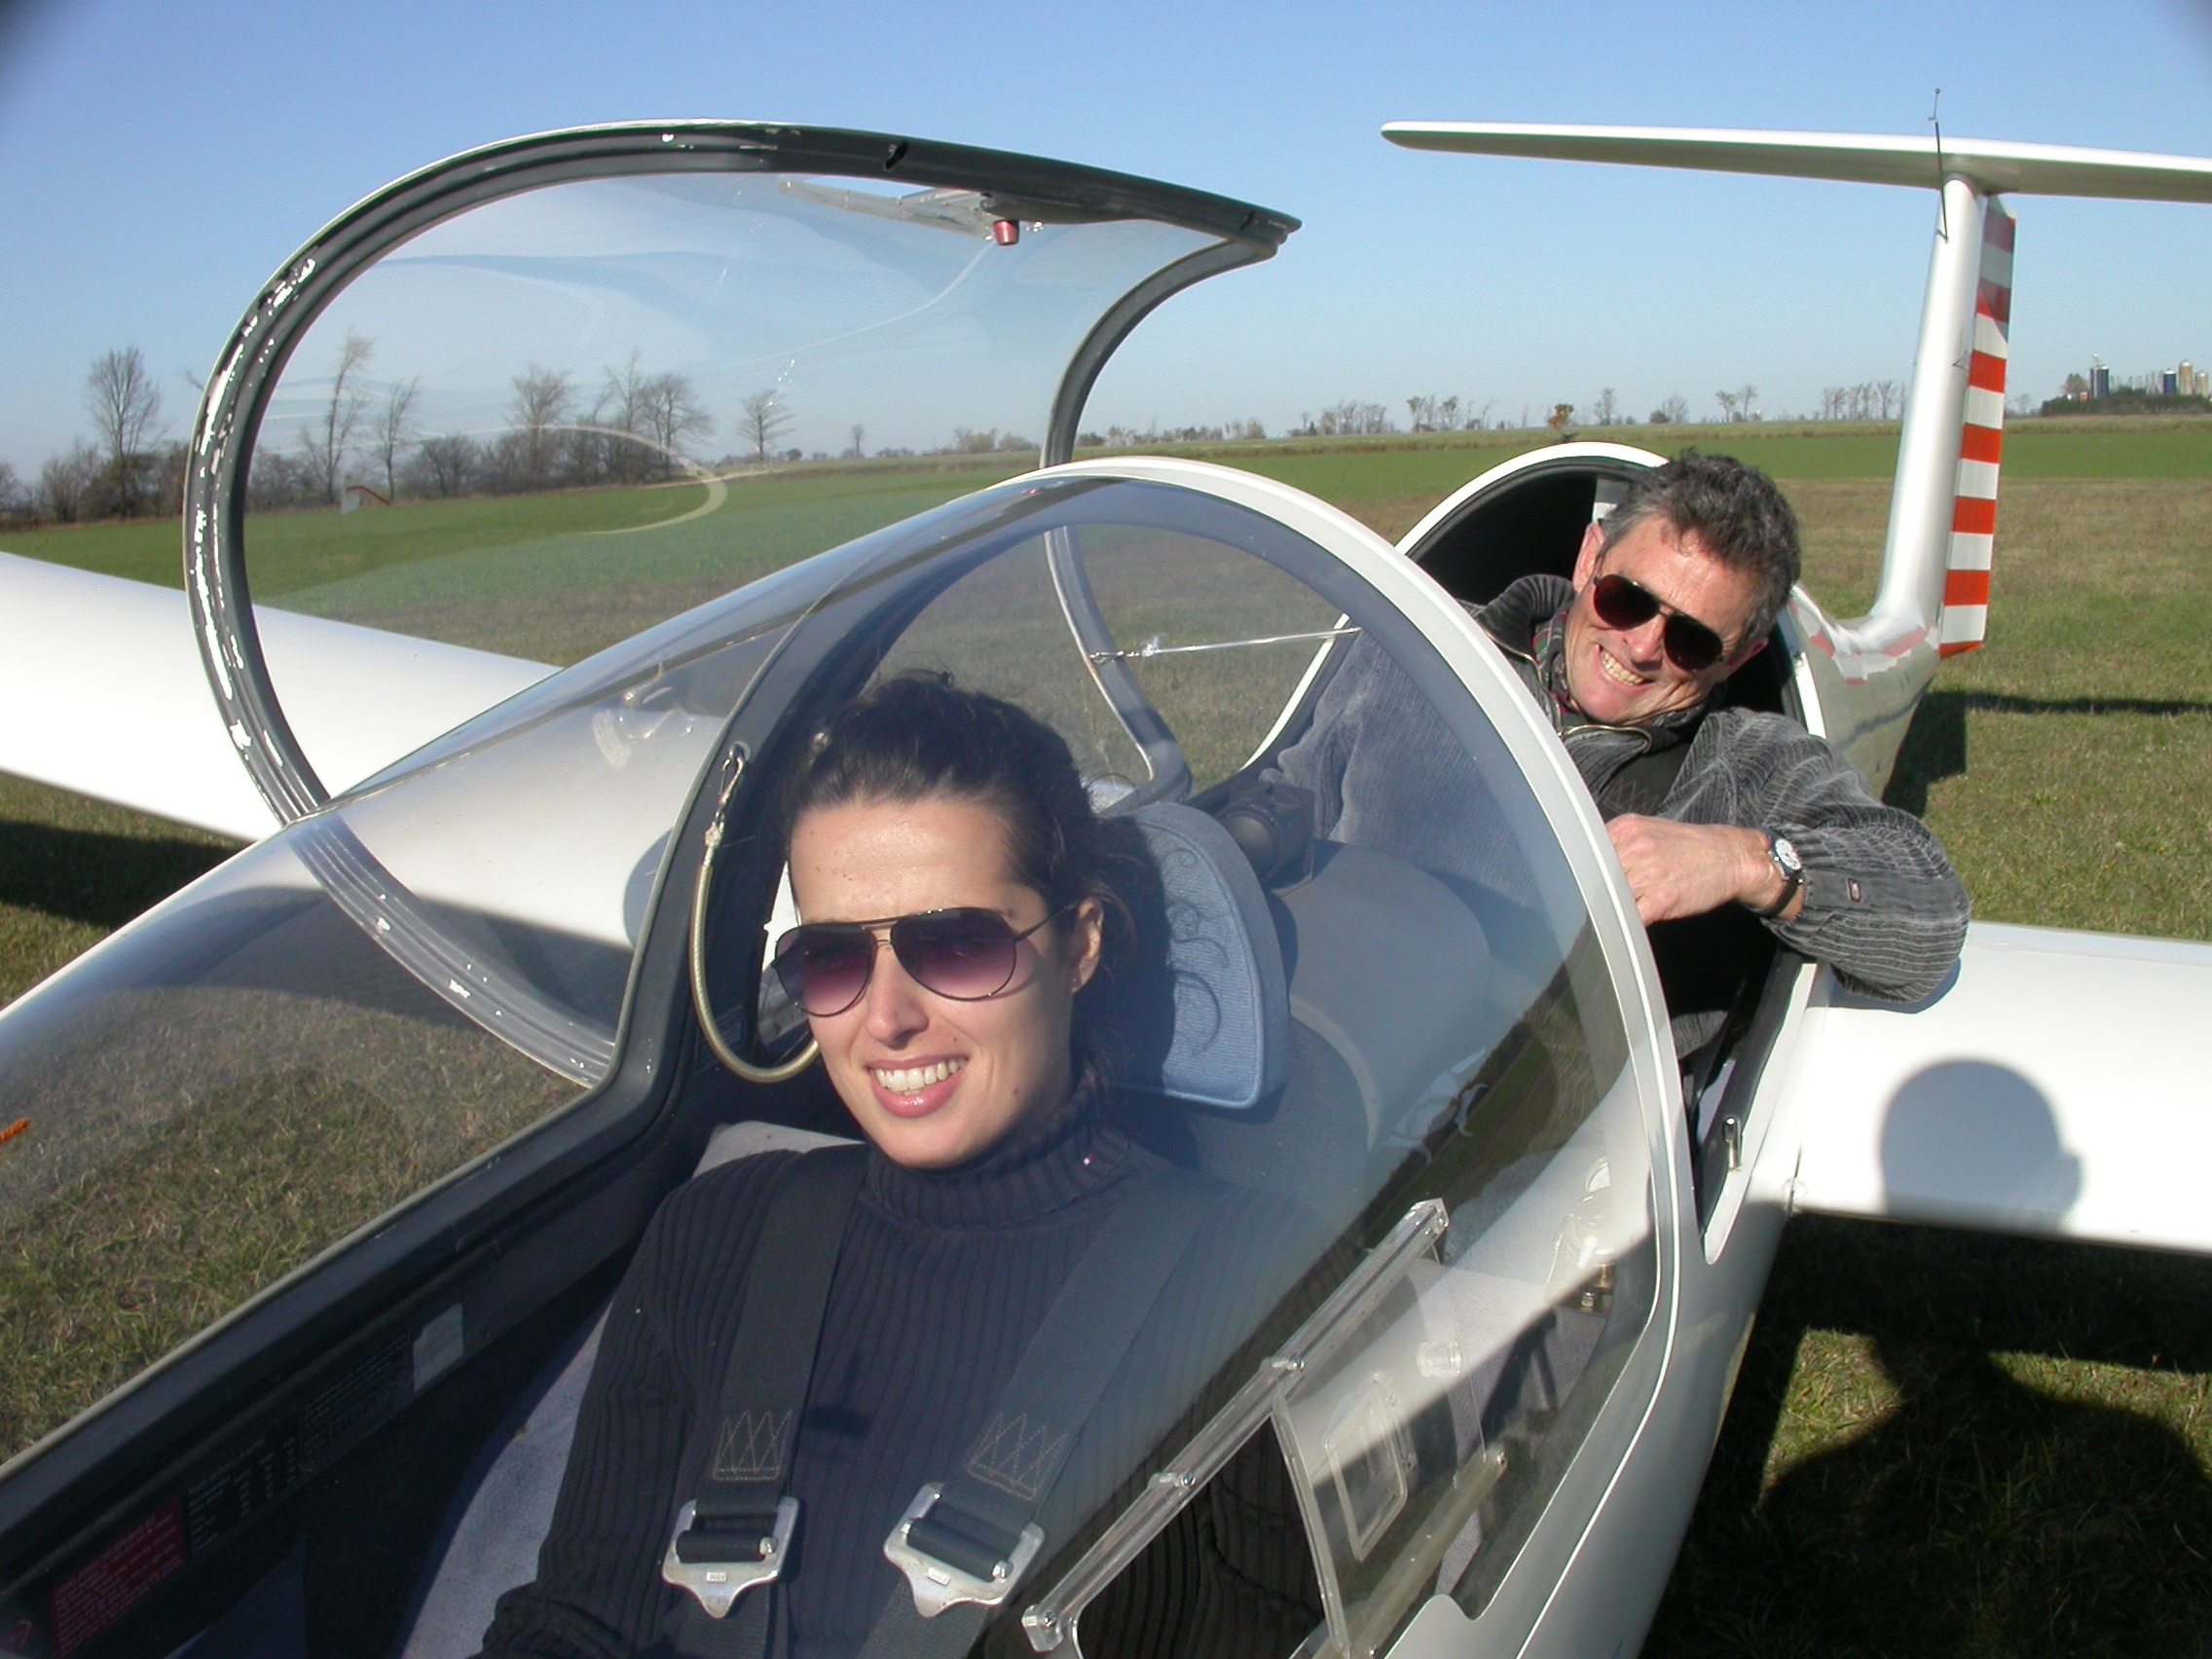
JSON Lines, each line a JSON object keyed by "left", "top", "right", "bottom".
{"left": 1106, "top": 801, "right": 1288, "bottom": 1112}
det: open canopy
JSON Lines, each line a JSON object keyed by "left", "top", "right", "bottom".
{"left": 183, "top": 122, "right": 1296, "bottom": 827}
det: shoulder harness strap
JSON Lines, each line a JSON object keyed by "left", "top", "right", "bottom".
{"left": 664, "top": 1143, "right": 868, "bottom": 1659}
{"left": 859, "top": 1163, "right": 1213, "bottom": 1659}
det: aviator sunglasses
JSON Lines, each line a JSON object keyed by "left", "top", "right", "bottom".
{"left": 771, "top": 906, "right": 1066, "bottom": 1017}
{"left": 1588, "top": 572, "right": 1733, "bottom": 674}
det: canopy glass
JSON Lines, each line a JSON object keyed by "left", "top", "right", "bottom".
{"left": 232, "top": 163, "right": 1241, "bottom": 800}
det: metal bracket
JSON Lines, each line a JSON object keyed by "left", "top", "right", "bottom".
{"left": 884, "top": 1482, "right": 1046, "bottom": 1619}
{"left": 661, "top": 1494, "right": 798, "bottom": 1618}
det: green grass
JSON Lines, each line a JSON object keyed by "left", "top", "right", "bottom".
{"left": 9, "top": 422, "right": 2206, "bottom": 657}
{"left": 1781, "top": 477, "right": 2212, "bottom": 943}
{"left": 2, "top": 457, "right": 1030, "bottom": 595}
{"left": 1648, "top": 1218, "right": 2212, "bottom": 1658}
{"left": 9, "top": 434, "right": 2212, "bottom": 1648}
{"left": 0, "top": 775, "right": 237, "bottom": 1007}
{"left": 2, "top": 457, "right": 1030, "bottom": 664}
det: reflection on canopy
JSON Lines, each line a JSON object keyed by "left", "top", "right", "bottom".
{"left": 262, "top": 174, "right": 1217, "bottom": 461}
{"left": 236, "top": 170, "right": 1233, "bottom": 815}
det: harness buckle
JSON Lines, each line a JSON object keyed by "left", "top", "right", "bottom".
{"left": 882, "top": 1482, "right": 1046, "bottom": 1619}
{"left": 661, "top": 1494, "right": 798, "bottom": 1618}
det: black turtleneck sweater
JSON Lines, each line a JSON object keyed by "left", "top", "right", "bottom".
{"left": 477, "top": 1102, "right": 1323, "bottom": 1659}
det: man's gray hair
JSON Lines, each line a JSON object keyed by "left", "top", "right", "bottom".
{"left": 1601, "top": 451, "right": 1802, "bottom": 645}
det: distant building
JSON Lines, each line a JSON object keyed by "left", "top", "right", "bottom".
{"left": 2055, "top": 356, "right": 2205, "bottom": 410}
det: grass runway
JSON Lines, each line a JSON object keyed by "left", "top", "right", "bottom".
{"left": 8, "top": 421, "right": 2212, "bottom": 1653}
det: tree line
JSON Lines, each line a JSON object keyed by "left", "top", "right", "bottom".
{"left": 0, "top": 347, "right": 184, "bottom": 525}
{"left": 0, "top": 339, "right": 741, "bottom": 528}
{"left": 245, "top": 334, "right": 719, "bottom": 510}
{"left": 1, "top": 347, "right": 1968, "bottom": 530}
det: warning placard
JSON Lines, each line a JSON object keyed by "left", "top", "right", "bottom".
{"left": 50, "top": 1498, "right": 184, "bottom": 1657}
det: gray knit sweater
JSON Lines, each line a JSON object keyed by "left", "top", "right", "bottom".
{"left": 1271, "top": 574, "right": 1969, "bottom": 1019}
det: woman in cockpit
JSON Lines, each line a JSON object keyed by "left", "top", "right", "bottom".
{"left": 477, "top": 673, "right": 1318, "bottom": 1659}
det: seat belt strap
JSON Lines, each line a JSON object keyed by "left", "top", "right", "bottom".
{"left": 861, "top": 1165, "right": 1214, "bottom": 1659}
{"left": 665, "top": 1144, "right": 868, "bottom": 1659}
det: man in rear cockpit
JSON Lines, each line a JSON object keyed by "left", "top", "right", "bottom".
{"left": 1272, "top": 451, "right": 1968, "bottom": 1056}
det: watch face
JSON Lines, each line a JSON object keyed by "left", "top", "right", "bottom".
{"left": 1772, "top": 835, "right": 1804, "bottom": 876}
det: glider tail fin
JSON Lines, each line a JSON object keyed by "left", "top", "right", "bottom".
{"left": 1938, "top": 200, "right": 2015, "bottom": 656}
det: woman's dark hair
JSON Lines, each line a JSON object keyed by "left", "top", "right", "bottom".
{"left": 778, "top": 673, "right": 1168, "bottom": 1092}
{"left": 780, "top": 671, "right": 1124, "bottom": 951}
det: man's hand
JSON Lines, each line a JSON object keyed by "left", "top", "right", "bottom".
{"left": 1605, "top": 815, "right": 1802, "bottom": 925}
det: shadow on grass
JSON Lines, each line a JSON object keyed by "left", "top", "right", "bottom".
{"left": 1958, "top": 691, "right": 2212, "bottom": 717}
{"left": 1883, "top": 691, "right": 1970, "bottom": 816}
{"left": 1647, "top": 1217, "right": 2212, "bottom": 1658}
{"left": 1886, "top": 688, "right": 2212, "bottom": 817}
{"left": 0, "top": 818, "right": 235, "bottom": 929}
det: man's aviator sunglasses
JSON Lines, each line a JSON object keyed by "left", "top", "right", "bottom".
{"left": 1589, "top": 571, "right": 1735, "bottom": 674}
{"left": 772, "top": 907, "right": 1065, "bottom": 1018}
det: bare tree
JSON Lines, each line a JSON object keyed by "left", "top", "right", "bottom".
{"left": 1591, "top": 387, "right": 1619, "bottom": 426}
{"left": 0, "top": 461, "right": 25, "bottom": 519}
{"left": 297, "top": 331, "right": 375, "bottom": 503}
{"left": 85, "top": 347, "right": 165, "bottom": 516}
{"left": 1714, "top": 389, "right": 1740, "bottom": 423}
{"left": 374, "top": 376, "right": 420, "bottom": 498}
{"left": 1307, "top": 400, "right": 1393, "bottom": 436}
{"left": 412, "top": 433, "right": 481, "bottom": 498}
{"left": 600, "top": 351, "right": 649, "bottom": 430}
{"left": 509, "top": 363, "right": 574, "bottom": 486}
{"left": 592, "top": 352, "right": 652, "bottom": 481}
{"left": 1658, "top": 394, "right": 1688, "bottom": 424}
{"left": 846, "top": 424, "right": 867, "bottom": 460}
{"left": 38, "top": 441, "right": 104, "bottom": 522}
{"left": 1876, "top": 379, "right": 1902, "bottom": 420}
{"left": 1406, "top": 394, "right": 1473, "bottom": 433}
{"left": 740, "top": 388, "right": 793, "bottom": 464}
{"left": 1735, "top": 384, "right": 1759, "bottom": 421}
{"left": 640, "top": 372, "right": 714, "bottom": 472}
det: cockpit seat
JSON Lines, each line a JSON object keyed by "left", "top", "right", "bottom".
{"left": 1160, "top": 837, "right": 1498, "bottom": 1232}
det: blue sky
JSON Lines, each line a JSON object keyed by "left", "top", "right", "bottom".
{"left": 4, "top": 0, "right": 2211, "bottom": 473}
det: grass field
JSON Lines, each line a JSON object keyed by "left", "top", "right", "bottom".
{"left": 7, "top": 422, "right": 2212, "bottom": 1653}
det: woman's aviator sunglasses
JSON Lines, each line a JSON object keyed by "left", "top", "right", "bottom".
{"left": 772, "top": 906, "right": 1065, "bottom": 1017}
{"left": 1588, "top": 572, "right": 1733, "bottom": 674}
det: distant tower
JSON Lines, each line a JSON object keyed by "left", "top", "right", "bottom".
{"left": 2163, "top": 369, "right": 2180, "bottom": 396}
{"left": 2090, "top": 359, "right": 2112, "bottom": 399}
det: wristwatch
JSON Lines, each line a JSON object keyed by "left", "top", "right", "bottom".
{"left": 1758, "top": 832, "right": 1804, "bottom": 918}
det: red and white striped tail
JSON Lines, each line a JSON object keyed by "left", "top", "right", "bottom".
{"left": 1938, "top": 200, "right": 2014, "bottom": 655}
